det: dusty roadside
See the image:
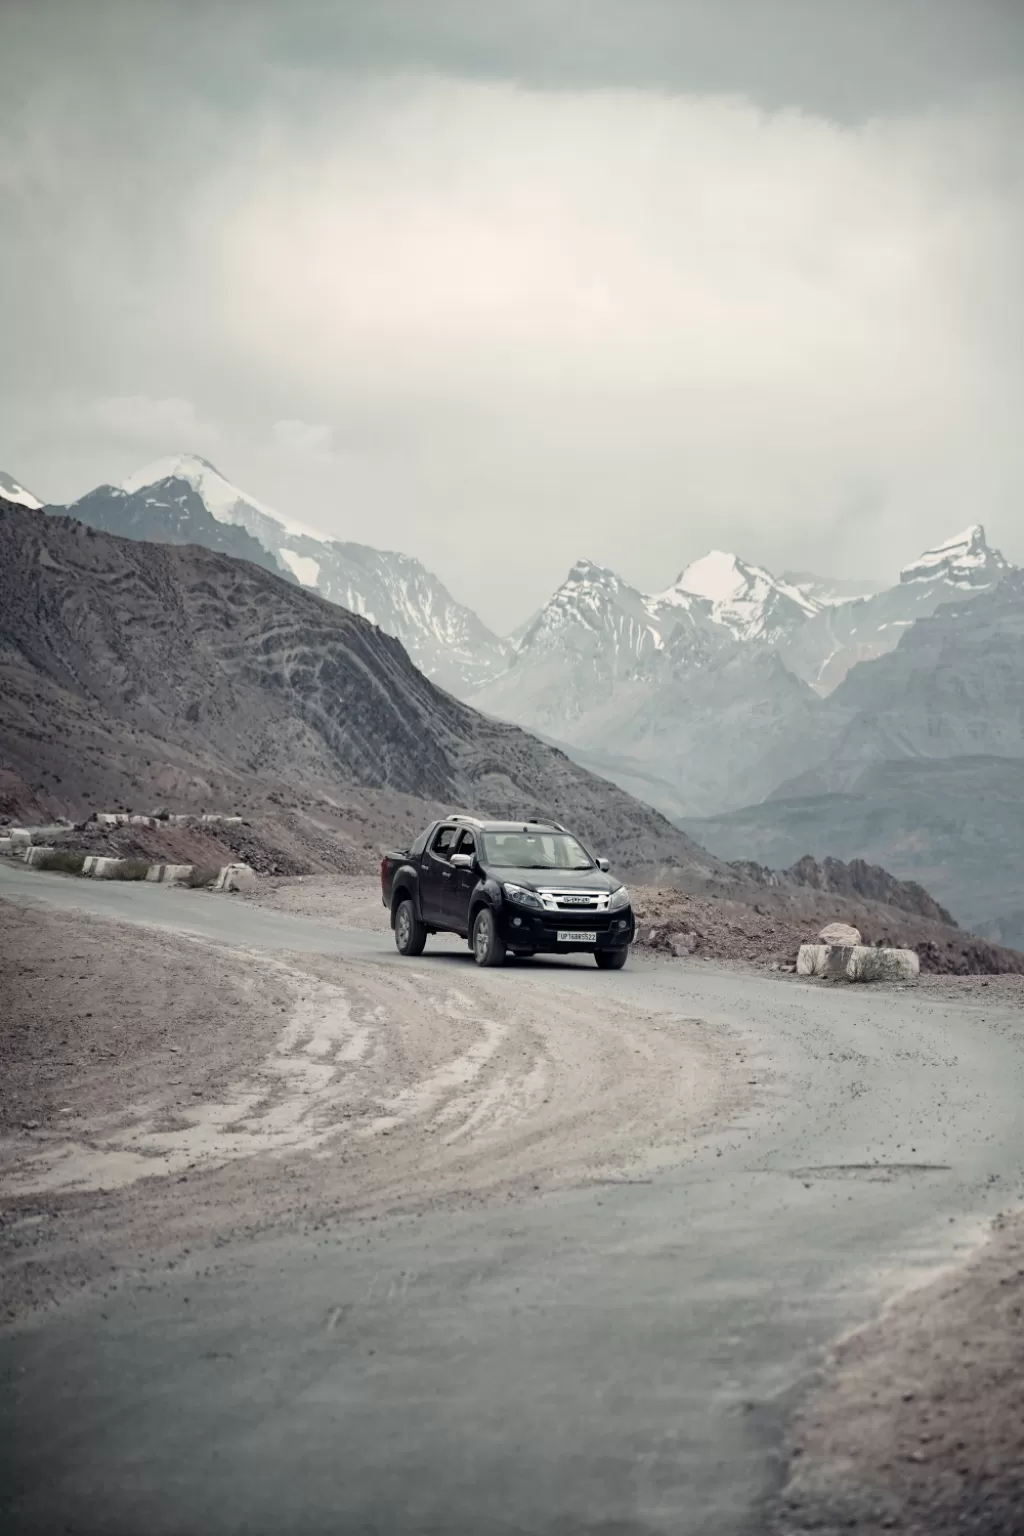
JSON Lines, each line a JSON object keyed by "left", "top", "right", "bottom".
{"left": 0, "top": 899, "right": 736, "bottom": 1325}
{"left": 244, "top": 870, "right": 392, "bottom": 929}
{"left": 770, "top": 1211, "right": 1024, "bottom": 1535}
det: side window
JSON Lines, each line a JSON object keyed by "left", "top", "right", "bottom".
{"left": 456, "top": 830, "right": 476, "bottom": 860}
{"left": 430, "top": 825, "right": 458, "bottom": 861}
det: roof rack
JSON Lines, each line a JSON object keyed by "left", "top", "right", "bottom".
{"left": 448, "top": 813, "right": 484, "bottom": 826}
{"left": 525, "top": 817, "right": 566, "bottom": 832}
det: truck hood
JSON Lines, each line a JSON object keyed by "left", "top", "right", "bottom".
{"left": 487, "top": 865, "right": 621, "bottom": 894}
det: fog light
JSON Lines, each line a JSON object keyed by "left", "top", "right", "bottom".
{"left": 616, "top": 919, "right": 627, "bottom": 929}
{"left": 512, "top": 916, "right": 522, "bottom": 927}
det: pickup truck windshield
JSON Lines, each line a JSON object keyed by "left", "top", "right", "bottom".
{"left": 481, "top": 831, "right": 593, "bottom": 871}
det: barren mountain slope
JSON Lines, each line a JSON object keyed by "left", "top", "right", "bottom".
{"left": 0, "top": 501, "right": 720, "bottom": 878}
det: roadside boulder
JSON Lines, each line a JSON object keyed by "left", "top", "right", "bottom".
{"left": 213, "top": 862, "right": 257, "bottom": 894}
{"left": 818, "top": 921, "right": 862, "bottom": 946}
{"left": 669, "top": 930, "right": 699, "bottom": 957}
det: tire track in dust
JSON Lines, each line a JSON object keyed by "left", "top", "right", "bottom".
{"left": 1, "top": 951, "right": 735, "bottom": 1209}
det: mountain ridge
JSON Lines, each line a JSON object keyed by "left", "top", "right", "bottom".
{"left": 53, "top": 455, "right": 508, "bottom": 696}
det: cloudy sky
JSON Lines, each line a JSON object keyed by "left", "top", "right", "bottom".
{"left": 2, "top": 1, "right": 1022, "bottom": 631}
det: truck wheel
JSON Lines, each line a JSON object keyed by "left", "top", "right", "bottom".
{"left": 595, "top": 948, "right": 628, "bottom": 970}
{"left": 472, "top": 907, "right": 506, "bottom": 967}
{"left": 394, "top": 897, "right": 426, "bottom": 957}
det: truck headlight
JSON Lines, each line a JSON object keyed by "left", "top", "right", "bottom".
{"left": 608, "top": 885, "right": 631, "bottom": 912}
{"left": 503, "top": 882, "right": 543, "bottom": 909}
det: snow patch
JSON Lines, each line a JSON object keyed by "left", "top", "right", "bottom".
{"left": 280, "top": 549, "right": 321, "bottom": 588}
{"left": 673, "top": 550, "right": 748, "bottom": 604}
{"left": 0, "top": 471, "right": 43, "bottom": 510}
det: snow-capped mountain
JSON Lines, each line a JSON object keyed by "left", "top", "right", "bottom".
{"left": 516, "top": 557, "right": 705, "bottom": 665}
{"left": 780, "top": 524, "right": 1013, "bottom": 694}
{"left": 652, "top": 549, "right": 822, "bottom": 643}
{"left": 120, "top": 454, "right": 324, "bottom": 548}
{"left": 471, "top": 555, "right": 825, "bottom": 816}
{"left": 475, "top": 557, "right": 725, "bottom": 737}
{"left": 63, "top": 476, "right": 292, "bottom": 578}
{"left": 300, "top": 540, "right": 507, "bottom": 693}
{"left": 60, "top": 454, "right": 506, "bottom": 695}
{"left": 0, "top": 471, "right": 43, "bottom": 510}
{"left": 898, "top": 524, "right": 1010, "bottom": 589}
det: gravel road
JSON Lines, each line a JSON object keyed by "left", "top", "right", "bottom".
{"left": 2, "top": 860, "right": 1024, "bottom": 1536}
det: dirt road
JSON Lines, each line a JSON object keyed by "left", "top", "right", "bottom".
{"left": 1, "top": 900, "right": 734, "bottom": 1318}
{"left": 2, "top": 860, "right": 1024, "bottom": 1536}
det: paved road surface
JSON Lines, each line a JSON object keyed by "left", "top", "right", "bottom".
{"left": 2, "top": 861, "right": 1024, "bottom": 1535}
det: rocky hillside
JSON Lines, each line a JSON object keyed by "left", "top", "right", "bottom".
{"left": 56, "top": 456, "right": 508, "bottom": 695}
{"left": 733, "top": 854, "right": 955, "bottom": 925}
{"left": 0, "top": 499, "right": 721, "bottom": 878}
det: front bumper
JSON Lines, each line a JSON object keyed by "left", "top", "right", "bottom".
{"left": 496, "top": 903, "right": 634, "bottom": 953}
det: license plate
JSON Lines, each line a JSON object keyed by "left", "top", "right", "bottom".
{"left": 557, "top": 930, "right": 597, "bottom": 943}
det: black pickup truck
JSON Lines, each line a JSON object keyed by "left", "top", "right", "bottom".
{"left": 380, "top": 815, "right": 634, "bottom": 968}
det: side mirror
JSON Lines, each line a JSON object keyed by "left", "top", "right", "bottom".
{"left": 596, "top": 856, "right": 610, "bottom": 872}
{"left": 450, "top": 853, "right": 474, "bottom": 869}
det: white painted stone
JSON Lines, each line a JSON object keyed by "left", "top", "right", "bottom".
{"left": 213, "top": 862, "right": 256, "bottom": 893}
{"left": 797, "top": 944, "right": 830, "bottom": 976}
{"left": 847, "top": 946, "right": 920, "bottom": 981}
{"left": 0, "top": 836, "right": 13, "bottom": 855}
{"left": 9, "top": 829, "right": 31, "bottom": 849}
{"left": 90, "top": 857, "right": 126, "bottom": 879}
{"left": 161, "top": 864, "right": 195, "bottom": 884}
{"left": 145, "top": 864, "right": 166, "bottom": 882}
{"left": 798, "top": 942, "right": 919, "bottom": 982}
{"left": 23, "top": 845, "right": 55, "bottom": 866}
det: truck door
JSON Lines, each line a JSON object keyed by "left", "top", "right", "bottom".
{"left": 420, "top": 823, "right": 458, "bottom": 925}
{"left": 448, "top": 829, "right": 479, "bottom": 934}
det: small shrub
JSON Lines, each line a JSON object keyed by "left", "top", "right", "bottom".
{"left": 113, "top": 859, "right": 151, "bottom": 881}
{"left": 38, "top": 850, "right": 87, "bottom": 875}
{"left": 186, "top": 865, "right": 219, "bottom": 889}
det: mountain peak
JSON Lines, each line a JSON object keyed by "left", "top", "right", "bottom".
{"left": 564, "top": 556, "right": 623, "bottom": 586}
{"left": 0, "top": 470, "right": 43, "bottom": 510}
{"left": 900, "top": 524, "right": 1009, "bottom": 588}
{"left": 121, "top": 453, "right": 222, "bottom": 492}
{"left": 656, "top": 547, "right": 820, "bottom": 642}
{"left": 119, "top": 454, "right": 324, "bottom": 542}
{"left": 673, "top": 549, "right": 749, "bottom": 604}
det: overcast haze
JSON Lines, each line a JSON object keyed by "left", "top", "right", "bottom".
{"left": 2, "top": 0, "right": 1022, "bottom": 631}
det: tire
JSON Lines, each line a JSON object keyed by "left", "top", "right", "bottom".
{"left": 472, "top": 906, "right": 506, "bottom": 968}
{"left": 394, "top": 896, "right": 427, "bottom": 957}
{"left": 595, "top": 948, "right": 628, "bottom": 970}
